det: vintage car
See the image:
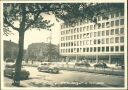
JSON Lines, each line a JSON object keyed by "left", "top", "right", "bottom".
{"left": 37, "top": 62, "right": 59, "bottom": 74}
{"left": 4, "top": 63, "right": 30, "bottom": 80}
{"left": 75, "top": 61, "right": 90, "bottom": 67}
{"left": 94, "top": 62, "right": 108, "bottom": 68}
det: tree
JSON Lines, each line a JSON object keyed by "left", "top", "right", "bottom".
{"left": 3, "top": 3, "right": 124, "bottom": 86}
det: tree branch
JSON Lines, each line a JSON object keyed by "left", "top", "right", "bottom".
{"left": 25, "top": 11, "right": 41, "bottom": 30}
{"left": 4, "top": 14, "right": 19, "bottom": 31}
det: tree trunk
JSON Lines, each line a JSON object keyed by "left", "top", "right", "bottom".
{"left": 12, "top": 31, "right": 25, "bottom": 86}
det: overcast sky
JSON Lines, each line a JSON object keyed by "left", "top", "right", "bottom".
{"left": 3, "top": 14, "right": 61, "bottom": 49}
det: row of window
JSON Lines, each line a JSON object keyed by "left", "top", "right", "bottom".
{"left": 61, "top": 19, "right": 124, "bottom": 35}
{"left": 61, "top": 28, "right": 124, "bottom": 41}
{"left": 60, "top": 45, "right": 124, "bottom": 53}
{"left": 61, "top": 36, "right": 124, "bottom": 47}
{"left": 61, "top": 11, "right": 124, "bottom": 29}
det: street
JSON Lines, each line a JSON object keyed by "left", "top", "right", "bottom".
{"left": 4, "top": 66, "right": 124, "bottom": 87}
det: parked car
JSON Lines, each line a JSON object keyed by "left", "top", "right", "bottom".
{"left": 37, "top": 62, "right": 59, "bottom": 74}
{"left": 4, "top": 63, "right": 30, "bottom": 80}
{"left": 94, "top": 62, "right": 108, "bottom": 68}
{"left": 75, "top": 61, "right": 90, "bottom": 67}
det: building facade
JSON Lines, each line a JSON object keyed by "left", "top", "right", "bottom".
{"left": 25, "top": 42, "right": 60, "bottom": 62}
{"left": 60, "top": 9, "right": 125, "bottom": 65}
{"left": 4, "top": 40, "right": 18, "bottom": 61}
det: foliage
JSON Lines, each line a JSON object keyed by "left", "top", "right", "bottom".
{"left": 3, "top": 3, "right": 124, "bottom": 34}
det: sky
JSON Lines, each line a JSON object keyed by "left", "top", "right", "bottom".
{"left": 3, "top": 14, "right": 61, "bottom": 49}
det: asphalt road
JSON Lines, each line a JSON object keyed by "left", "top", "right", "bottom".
{"left": 4, "top": 66, "right": 124, "bottom": 87}
{"left": 25, "top": 66, "right": 124, "bottom": 87}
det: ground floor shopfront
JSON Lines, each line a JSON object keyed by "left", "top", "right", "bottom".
{"left": 62, "top": 54, "right": 124, "bottom": 65}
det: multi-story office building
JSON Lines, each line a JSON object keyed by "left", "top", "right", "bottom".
{"left": 59, "top": 9, "right": 125, "bottom": 65}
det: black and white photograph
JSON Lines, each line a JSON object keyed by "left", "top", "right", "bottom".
{"left": 0, "top": 0, "right": 127, "bottom": 90}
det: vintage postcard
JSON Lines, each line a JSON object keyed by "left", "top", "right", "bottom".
{"left": 0, "top": 0, "right": 127, "bottom": 90}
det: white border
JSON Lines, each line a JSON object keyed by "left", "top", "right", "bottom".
{"left": 1, "top": 0, "right": 127, "bottom": 90}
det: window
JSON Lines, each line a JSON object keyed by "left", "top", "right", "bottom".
{"left": 106, "top": 46, "right": 109, "bottom": 52}
{"left": 80, "top": 27, "right": 82, "bottom": 32}
{"left": 80, "top": 34, "right": 82, "bottom": 39}
{"left": 71, "top": 42, "right": 73, "bottom": 46}
{"left": 98, "top": 23, "right": 101, "bottom": 29}
{"left": 115, "top": 28, "right": 119, "bottom": 34}
{"left": 74, "top": 28, "right": 76, "bottom": 33}
{"left": 77, "top": 34, "right": 79, "bottom": 39}
{"left": 80, "top": 21, "right": 82, "bottom": 25}
{"left": 77, "top": 28, "right": 79, "bottom": 33}
{"left": 102, "top": 47, "right": 105, "bottom": 52}
{"left": 83, "top": 48, "right": 86, "bottom": 52}
{"left": 120, "top": 36, "right": 124, "bottom": 43}
{"left": 110, "top": 29, "right": 114, "bottom": 35}
{"left": 61, "top": 25, "right": 63, "bottom": 29}
{"left": 90, "top": 25, "right": 93, "bottom": 30}
{"left": 77, "top": 41, "right": 79, "bottom": 46}
{"left": 74, "top": 41, "right": 76, "bottom": 46}
{"left": 111, "top": 21, "right": 114, "bottom": 27}
{"left": 86, "top": 40, "right": 89, "bottom": 45}
{"left": 106, "top": 30, "right": 109, "bottom": 36}
{"left": 68, "top": 49, "right": 70, "bottom": 53}
{"left": 77, "top": 48, "right": 79, "bottom": 52}
{"left": 115, "top": 12, "right": 119, "bottom": 17}
{"left": 86, "top": 33, "right": 89, "bottom": 38}
{"left": 94, "top": 39, "right": 97, "bottom": 44}
{"left": 90, "top": 32, "right": 93, "bottom": 38}
{"left": 98, "top": 31, "right": 101, "bottom": 36}
{"left": 94, "top": 32, "right": 97, "bottom": 37}
{"left": 115, "top": 46, "right": 119, "bottom": 51}
{"left": 110, "top": 46, "right": 114, "bottom": 52}
{"left": 120, "top": 11, "right": 124, "bottom": 16}
{"left": 94, "top": 47, "right": 96, "bottom": 52}
{"left": 71, "top": 29, "right": 73, "bottom": 33}
{"left": 120, "top": 46, "right": 124, "bottom": 51}
{"left": 120, "top": 19, "right": 124, "bottom": 25}
{"left": 120, "top": 28, "right": 124, "bottom": 34}
{"left": 115, "top": 20, "right": 119, "bottom": 26}
{"left": 87, "top": 48, "right": 89, "bottom": 52}
{"left": 98, "top": 16, "right": 101, "bottom": 21}
{"left": 87, "top": 26, "right": 89, "bottom": 31}
{"left": 80, "top": 41, "right": 82, "bottom": 46}
{"left": 110, "top": 38, "right": 114, "bottom": 43}
{"left": 106, "top": 38, "right": 109, "bottom": 44}
{"left": 98, "top": 39, "right": 101, "bottom": 44}
{"left": 102, "top": 23, "right": 105, "bottom": 28}
{"left": 94, "top": 25, "right": 96, "bottom": 29}
{"left": 102, "top": 38, "right": 105, "bottom": 44}
{"left": 71, "top": 49, "right": 73, "bottom": 52}
{"left": 90, "top": 47, "right": 93, "bottom": 52}
{"left": 83, "top": 27, "right": 86, "bottom": 32}
{"left": 102, "top": 31, "right": 105, "bottom": 36}
{"left": 74, "top": 35, "right": 76, "bottom": 39}
{"left": 111, "top": 13, "right": 114, "bottom": 18}
{"left": 98, "top": 47, "right": 100, "bottom": 52}
{"left": 106, "top": 22, "right": 110, "bottom": 28}
{"left": 71, "top": 36, "right": 73, "bottom": 40}
{"left": 115, "top": 37, "right": 119, "bottom": 43}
